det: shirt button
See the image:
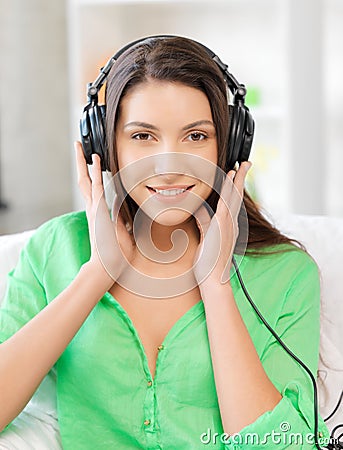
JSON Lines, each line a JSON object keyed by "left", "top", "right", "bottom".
{"left": 147, "top": 380, "right": 153, "bottom": 387}
{"left": 157, "top": 344, "right": 164, "bottom": 351}
{"left": 144, "top": 419, "right": 151, "bottom": 426}
{"left": 318, "top": 431, "right": 323, "bottom": 438}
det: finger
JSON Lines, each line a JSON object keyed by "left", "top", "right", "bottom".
{"left": 230, "top": 161, "right": 252, "bottom": 214}
{"left": 193, "top": 203, "right": 212, "bottom": 242}
{"left": 216, "top": 170, "right": 235, "bottom": 217}
{"left": 91, "top": 153, "right": 104, "bottom": 204}
{"left": 233, "top": 161, "right": 252, "bottom": 192}
{"left": 75, "top": 141, "right": 91, "bottom": 203}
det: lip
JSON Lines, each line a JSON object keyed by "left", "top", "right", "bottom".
{"left": 146, "top": 184, "right": 195, "bottom": 202}
{"left": 147, "top": 185, "right": 194, "bottom": 190}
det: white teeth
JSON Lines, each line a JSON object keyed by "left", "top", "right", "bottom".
{"left": 154, "top": 188, "right": 187, "bottom": 196}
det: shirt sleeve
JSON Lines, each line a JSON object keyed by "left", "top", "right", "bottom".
{"left": 223, "top": 252, "right": 330, "bottom": 450}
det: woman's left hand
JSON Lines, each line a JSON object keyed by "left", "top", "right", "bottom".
{"left": 193, "top": 161, "right": 252, "bottom": 286}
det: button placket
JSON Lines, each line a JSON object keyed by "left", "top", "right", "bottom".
{"left": 142, "top": 373, "right": 155, "bottom": 437}
{"left": 142, "top": 346, "right": 165, "bottom": 439}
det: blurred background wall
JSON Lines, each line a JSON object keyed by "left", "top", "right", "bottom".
{"left": 0, "top": 0, "right": 72, "bottom": 234}
{"left": 0, "top": 0, "right": 342, "bottom": 235}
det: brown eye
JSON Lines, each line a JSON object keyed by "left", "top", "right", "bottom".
{"left": 132, "top": 133, "right": 152, "bottom": 141}
{"left": 188, "top": 132, "right": 207, "bottom": 142}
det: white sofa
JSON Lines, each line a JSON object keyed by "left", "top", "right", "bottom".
{"left": 0, "top": 213, "right": 342, "bottom": 449}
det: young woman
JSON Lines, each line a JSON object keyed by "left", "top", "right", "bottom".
{"left": 0, "top": 36, "right": 329, "bottom": 449}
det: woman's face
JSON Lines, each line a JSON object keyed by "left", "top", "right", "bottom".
{"left": 115, "top": 79, "right": 218, "bottom": 226}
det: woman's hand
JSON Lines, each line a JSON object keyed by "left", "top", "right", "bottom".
{"left": 75, "top": 141, "right": 136, "bottom": 286}
{"left": 193, "top": 161, "right": 252, "bottom": 287}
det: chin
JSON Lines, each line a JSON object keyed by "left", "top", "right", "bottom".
{"left": 151, "top": 209, "right": 193, "bottom": 227}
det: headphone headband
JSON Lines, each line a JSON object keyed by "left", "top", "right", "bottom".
{"left": 87, "top": 35, "right": 247, "bottom": 104}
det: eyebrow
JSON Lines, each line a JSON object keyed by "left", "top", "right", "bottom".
{"left": 123, "top": 120, "right": 215, "bottom": 131}
{"left": 123, "top": 121, "right": 159, "bottom": 131}
{"left": 182, "top": 120, "right": 215, "bottom": 131}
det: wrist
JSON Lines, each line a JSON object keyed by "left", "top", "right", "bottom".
{"left": 199, "top": 277, "right": 233, "bottom": 304}
{"left": 80, "top": 261, "right": 114, "bottom": 292}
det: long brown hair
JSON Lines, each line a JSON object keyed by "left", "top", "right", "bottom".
{"left": 105, "top": 36, "right": 306, "bottom": 257}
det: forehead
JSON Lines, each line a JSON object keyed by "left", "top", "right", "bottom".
{"left": 118, "top": 79, "right": 213, "bottom": 124}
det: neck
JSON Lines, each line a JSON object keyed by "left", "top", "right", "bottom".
{"left": 133, "top": 213, "right": 200, "bottom": 266}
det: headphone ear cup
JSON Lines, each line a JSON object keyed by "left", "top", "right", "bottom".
{"left": 226, "top": 104, "right": 241, "bottom": 171}
{"left": 233, "top": 106, "right": 245, "bottom": 162}
{"left": 80, "top": 104, "right": 109, "bottom": 171}
{"left": 240, "top": 109, "right": 255, "bottom": 162}
{"left": 226, "top": 104, "right": 254, "bottom": 172}
{"left": 97, "top": 105, "right": 109, "bottom": 171}
{"left": 89, "top": 104, "right": 109, "bottom": 171}
{"left": 80, "top": 108, "right": 94, "bottom": 165}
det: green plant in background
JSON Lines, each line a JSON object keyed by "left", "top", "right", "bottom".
{"left": 244, "top": 145, "right": 279, "bottom": 206}
{"left": 243, "top": 85, "right": 261, "bottom": 203}
{"left": 242, "top": 85, "right": 279, "bottom": 207}
{"left": 245, "top": 86, "right": 261, "bottom": 109}
{"left": 245, "top": 165, "right": 259, "bottom": 203}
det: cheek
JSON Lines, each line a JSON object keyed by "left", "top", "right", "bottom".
{"left": 116, "top": 138, "right": 136, "bottom": 169}
{"left": 199, "top": 183, "right": 214, "bottom": 201}
{"left": 200, "top": 143, "right": 218, "bottom": 173}
{"left": 211, "top": 143, "right": 219, "bottom": 165}
{"left": 128, "top": 185, "right": 145, "bottom": 201}
{"left": 117, "top": 149, "right": 131, "bottom": 171}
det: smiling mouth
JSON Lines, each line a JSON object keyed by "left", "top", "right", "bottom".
{"left": 146, "top": 185, "right": 195, "bottom": 197}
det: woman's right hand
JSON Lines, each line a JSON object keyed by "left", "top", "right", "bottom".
{"left": 75, "top": 141, "right": 136, "bottom": 287}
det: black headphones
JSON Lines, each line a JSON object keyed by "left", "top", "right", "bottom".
{"left": 80, "top": 34, "right": 255, "bottom": 172}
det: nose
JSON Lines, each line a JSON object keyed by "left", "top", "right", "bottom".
{"left": 153, "top": 151, "right": 183, "bottom": 181}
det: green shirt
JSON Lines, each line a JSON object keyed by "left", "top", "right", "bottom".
{"left": 0, "top": 211, "right": 330, "bottom": 449}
